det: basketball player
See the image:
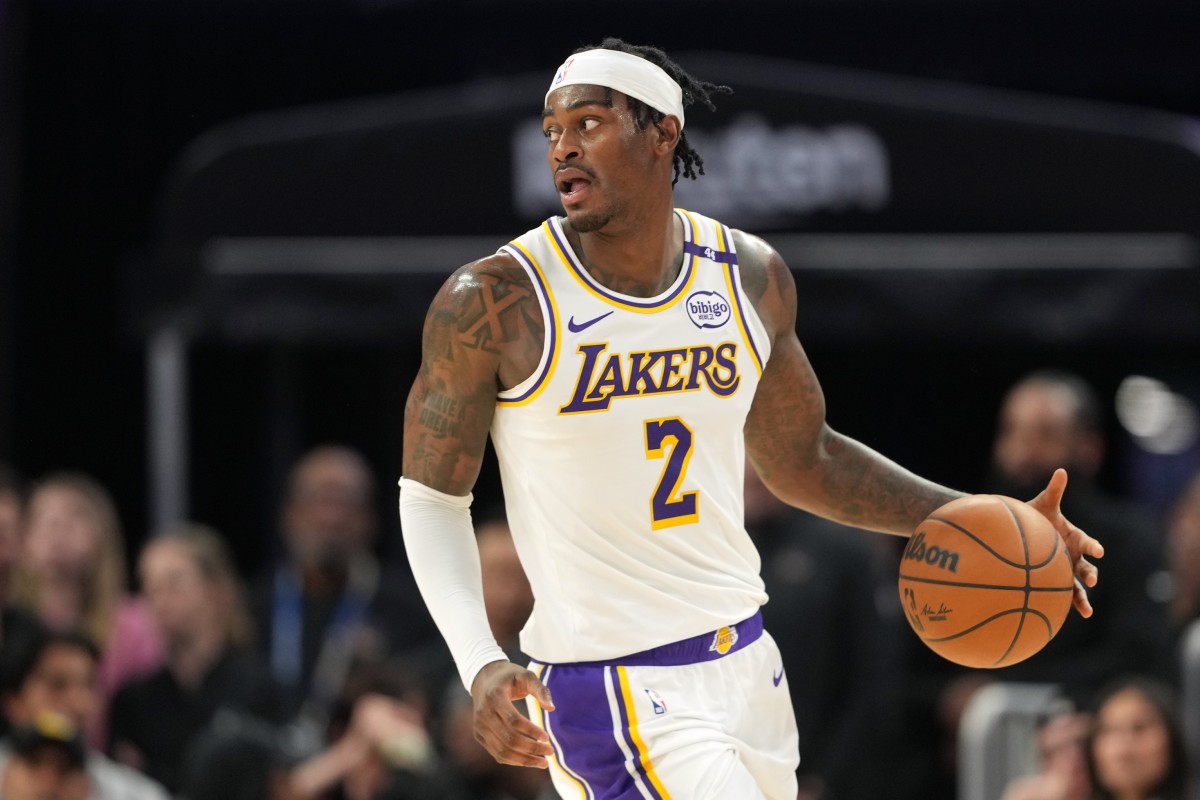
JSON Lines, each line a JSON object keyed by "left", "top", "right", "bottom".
{"left": 399, "top": 38, "right": 1105, "bottom": 800}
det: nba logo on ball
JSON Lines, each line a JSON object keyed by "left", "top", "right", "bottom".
{"left": 898, "top": 495, "right": 1074, "bottom": 669}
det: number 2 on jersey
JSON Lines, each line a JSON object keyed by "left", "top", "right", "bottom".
{"left": 644, "top": 417, "right": 699, "bottom": 529}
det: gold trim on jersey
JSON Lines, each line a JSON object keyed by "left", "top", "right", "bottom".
{"left": 546, "top": 216, "right": 699, "bottom": 313}
{"left": 714, "top": 221, "right": 765, "bottom": 377}
{"left": 496, "top": 240, "right": 561, "bottom": 406}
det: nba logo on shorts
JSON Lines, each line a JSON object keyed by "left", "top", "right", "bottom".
{"left": 644, "top": 688, "right": 668, "bottom": 715}
{"left": 709, "top": 624, "right": 738, "bottom": 655}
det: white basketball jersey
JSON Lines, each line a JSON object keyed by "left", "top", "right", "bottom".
{"left": 492, "top": 209, "right": 772, "bottom": 663}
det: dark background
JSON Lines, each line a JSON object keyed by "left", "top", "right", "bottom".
{"left": 3, "top": 0, "right": 1200, "bottom": 575}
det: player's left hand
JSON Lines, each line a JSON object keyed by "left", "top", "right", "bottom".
{"left": 1026, "top": 468, "right": 1104, "bottom": 618}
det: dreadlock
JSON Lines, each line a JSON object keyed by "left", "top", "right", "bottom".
{"left": 572, "top": 37, "right": 732, "bottom": 186}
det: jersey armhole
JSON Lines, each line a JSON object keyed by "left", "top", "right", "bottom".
{"left": 497, "top": 242, "right": 559, "bottom": 405}
{"left": 719, "top": 223, "right": 772, "bottom": 369}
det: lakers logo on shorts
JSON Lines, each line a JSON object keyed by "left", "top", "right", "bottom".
{"left": 708, "top": 625, "right": 738, "bottom": 655}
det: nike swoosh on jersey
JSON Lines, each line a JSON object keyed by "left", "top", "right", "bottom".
{"left": 567, "top": 310, "right": 615, "bottom": 333}
{"left": 773, "top": 669, "right": 784, "bottom": 687}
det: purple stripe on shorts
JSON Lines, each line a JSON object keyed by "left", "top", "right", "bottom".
{"left": 535, "top": 613, "right": 763, "bottom": 799}
{"left": 541, "top": 664, "right": 641, "bottom": 799}
{"left": 548, "top": 611, "right": 764, "bottom": 668}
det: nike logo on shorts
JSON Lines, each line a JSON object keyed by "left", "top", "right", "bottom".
{"left": 772, "top": 669, "right": 784, "bottom": 687}
{"left": 567, "top": 310, "right": 614, "bottom": 333}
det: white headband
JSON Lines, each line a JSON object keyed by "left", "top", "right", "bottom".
{"left": 546, "top": 48, "right": 686, "bottom": 129}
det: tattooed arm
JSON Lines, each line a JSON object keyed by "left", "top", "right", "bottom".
{"left": 737, "top": 231, "right": 962, "bottom": 537}
{"left": 401, "top": 254, "right": 556, "bottom": 769}
{"left": 403, "top": 254, "right": 541, "bottom": 493}
{"left": 738, "top": 231, "right": 1102, "bottom": 617}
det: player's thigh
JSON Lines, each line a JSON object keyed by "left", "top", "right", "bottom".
{"left": 625, "top": 648, "right": 797, "bottom": 800}
{"left": 725, "top": 631, "right": 800, "bottom": 800}
{"left": 644, "top": 735, "right": 773, "bottom": 800}
{"left": 526, "top": 647, "right": 797, "bottom": 800}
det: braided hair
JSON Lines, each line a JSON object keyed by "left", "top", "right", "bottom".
{"left": 572, "top": 37, "right": 731, "bottom": 186}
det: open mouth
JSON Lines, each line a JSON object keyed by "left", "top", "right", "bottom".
{"left": 558, "top": 177, "right": 592, "bottom": 201}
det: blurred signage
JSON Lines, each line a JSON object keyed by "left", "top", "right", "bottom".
{"left": 513, "top": 114, "right": 890, "bottom": 224}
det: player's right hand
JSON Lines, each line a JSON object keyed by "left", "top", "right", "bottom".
{"left": 470, "top": 660, "right": 556, "bottom": 769}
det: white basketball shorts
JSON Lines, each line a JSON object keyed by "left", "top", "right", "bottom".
{"left": 526, "top": 610, "right": 800, "bottom": 800}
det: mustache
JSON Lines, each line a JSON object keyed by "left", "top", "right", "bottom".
{"left": 555, "top": 163, "right": 596, "bottom": 179}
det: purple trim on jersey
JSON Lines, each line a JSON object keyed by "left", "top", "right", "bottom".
{"left": 723, "top": 224, "right": 765, "bottom": 373}
{"left": 682, "top": 240, "right": 738, "bottom": 265}
{"left": 542, "top": 611, "right": 763, "bottom": 668}
{"left": 539, "top": 664, "right": 642, "bottom": 799}
{"left": 549, "top": 216, "right": 695, "bottom": 310}
{"left": 497, "top": 243, "right": 556, "bottom": 404}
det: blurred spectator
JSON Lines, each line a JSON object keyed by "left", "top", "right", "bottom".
{"left": 743, "top": 456, "right": 902, "bottom": 800}
{"left": 0, "top": 627, "right": 169, "bottom": 799}
{"left": 250, "top": 445, "right": 435, "bottom": 724}
{"left": 1086, "top": 676, "right": 1193, "bottom": 800}
{"left": 109, "top": 523, "right": 287, "bottom": 794}
{"left": 985, "top": 370, "right": 1174, "bottom": 695}
{"left": 1000, "top": 704, "right": 1093, "bottom": 800}
{"left": 181, "top": 657, "right": 454, "bottom": 800}
{"left": 1167, "top": 472, "right": 1200, "bottom": 636}
{"left": 904, "top": 370, "right": 1175, "bottom": 798}
{"left": 176, "top": 711, "right": 293, "bottom": 800}
{"left": 14, "top": 471, "right": 163, "bottom": 747}
{"left": 285, "top": 659, "right": 452, "bottom": 800}
{"left": 0, "top": 711, "right": 91, "bottom": 800}
{"left": 0, "top": 464, "right": 42, "bottom": 738}
{"left": 0, "top": 462, "right": 22, "bottom": 608}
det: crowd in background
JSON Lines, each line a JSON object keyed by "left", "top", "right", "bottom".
{"left": 0, "top": 368, "right": 1198, "bottom": 800}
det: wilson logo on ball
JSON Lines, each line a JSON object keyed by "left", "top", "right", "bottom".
{"left": 903, "top": 531, "right": 961, "bottom": 573}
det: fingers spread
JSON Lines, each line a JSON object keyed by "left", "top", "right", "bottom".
{"left": 1039, "top": 468, "right": 1068, "bottom": 508}
{"left": 1072, "top": 577, "right": 1093, "bottom": 618}
{"left": 1075, "top": 556, "right": 1099, "bottom": 588}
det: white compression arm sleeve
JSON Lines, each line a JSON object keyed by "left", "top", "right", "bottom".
{"left": 399, "top": 477, "right": 509, "bottom": 692}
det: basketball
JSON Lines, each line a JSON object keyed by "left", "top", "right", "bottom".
{"left": 897, "top": 494, "right": 1074, "bottom": 668}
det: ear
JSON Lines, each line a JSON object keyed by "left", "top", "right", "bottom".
{"left": 653, "top": 114, "right": 683, "bottom": 156}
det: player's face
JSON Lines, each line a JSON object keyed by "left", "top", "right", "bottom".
{"left": 543, "top": 84, "right": 657, "bottom": 232}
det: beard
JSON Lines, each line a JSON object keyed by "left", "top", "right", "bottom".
{"left": 566, "top": 205, "right": 615, "bottom": 233}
